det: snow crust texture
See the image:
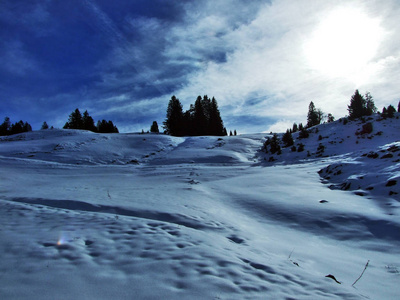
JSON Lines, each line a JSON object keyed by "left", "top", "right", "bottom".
{"left": 0, "top": 114, "right": 399, "bottom": 299}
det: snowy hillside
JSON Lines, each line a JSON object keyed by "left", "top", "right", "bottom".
{"left": 0, "top": 115, "right": 399, "bottom": 299}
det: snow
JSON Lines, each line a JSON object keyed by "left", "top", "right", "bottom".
{"left": 0, "top": 114, "right": 399, "bottom": 299}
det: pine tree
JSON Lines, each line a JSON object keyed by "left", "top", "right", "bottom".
{"left": 82, "top": 110, "right": 96, "bottom": 132}
{"left": 381, "top": 107, "right": 388, "bottom": 118}
{"left": 41, "top": 121, "right": 49, "bottom": 130}
{"left": 282, "top": 129, "right": 294, "bottom": 147}
{"left": 163, "top": 96, "right": 184, "bottom": 136}
{"left": 193, "top": 96, "right": 207, "bottom": 136}
{"left": 387, "top": 105, "right": 396, "bottom": 118}
{"left": 208, "top": 97, "right": 224, "bottom": 136}
{"left": 307, "top": 101, "right": 319, "bottom": 127}
{"left": 150, "top": 121, "right": 159, "bottom": 133}
{"left": 234, "top": 130, "right": 237, "bottom": 136}
{"left": 269, "top": 133, "right": 281, "bottom": 154}
{"left": 64, "top": 108, "right": 83, "bottom": 129}
{"left": 398, "top": 101, "right": 400, "bottom": 113}
{"left": 365, "top": 92, "right": 377, "bottom": 115}
{"left": 0, "top": 117, "right": 11, "bottom": 136}
{"left": 327, "top": 113, "right": 335, "bottom": 123}
{"left": 348, "top": 90, "right": 369, "bottom": 119}
{"left": 292, "top": 123, "right": 298, "bottom": 133}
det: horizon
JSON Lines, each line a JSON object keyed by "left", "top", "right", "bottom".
{"left": 1, "top": 0, "right": 399, "bottom": 134}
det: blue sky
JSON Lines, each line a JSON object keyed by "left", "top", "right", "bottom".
{"left": 1, "top": 0, "right": 399, "bottom": 133}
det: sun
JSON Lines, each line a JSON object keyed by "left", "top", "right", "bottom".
{"left": 304, "top": 7, "right": 384, "bottom": 83}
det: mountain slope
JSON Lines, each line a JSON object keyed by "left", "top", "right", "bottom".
{"left": 0, "top": 116, "right": 399, "bottom": 299}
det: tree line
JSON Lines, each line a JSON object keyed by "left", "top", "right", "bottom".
{"left": 263, "top": 89, "right": 400, "bottom": 155}
{"left": 0, "top": 117, "right": 32, "bottom": 136}
{"left": 163, "top": 95, "right": 227, "bottom": 136}
{"left": 63, "top": 108, "right": 119, "bottom": 133}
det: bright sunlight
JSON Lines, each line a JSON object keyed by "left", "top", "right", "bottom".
{"left": 304, "top": 7, "right": 384, "bottom": 83}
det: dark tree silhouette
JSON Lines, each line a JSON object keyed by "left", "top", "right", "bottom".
{"left": 41, "top": 121, "right": 49, "bottom": 130}
{"left": 164, "top": 95, "right": 226, "bottom": 136}
{"left": 292, "top": 123, "right": 298, "bottom": 133}
{"left": 163, "top": 95, "right": 184, "bottom": 136}
{"left": 82, "top": 110, "right": 97, "bottom": 132}
{"left": 365, "top": 92, "right": 377, "bottom": 115}
{"left": 398, "top": 101, "right": 400, "bottom": 113}
{"left": 307, "top": 101, "right": 323, "bottom": 127}
{"left": 150, "top": 121, "right": 159, "bottom": 133}
{"left": 1, "top": 117, "right": 32, "bottom": 136}
{"left": 97, "top": 120, "right": 119, "bottom": 133}
{"left": 269, "top": 133, "right": 281, "bottom": 154}
{"left": 208, "top": 97, "right": 225, "bottom": 136}
{"left": 0, "top": 117, "right": 11, "bottom": 136}
{"left": 387, "top": 105, "right": 396, "bottom": 118}
{"left": 193, "top": 96, "right": 207, "bottom": 136}
{"left": 348, "top": 90, "right": 376, "bottom": 119}
{"left": 327, "top": 113, "right": 335, "bottom": 123}
{"left": 282, "top": 129, "right": 294, "bottom": 147}
{"left": 64, "top": 108, "right": 83, "bottom": 129}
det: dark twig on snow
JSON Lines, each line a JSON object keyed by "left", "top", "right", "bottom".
{"left": 352, "top": 260, "right": 370, "bottom": 286}
{"left": 325, "top": 274, "right": 341, "bottom": 284}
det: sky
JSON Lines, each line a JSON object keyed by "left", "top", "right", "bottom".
{"left": 0, "top": 0, "right": 399, "bottom": 134}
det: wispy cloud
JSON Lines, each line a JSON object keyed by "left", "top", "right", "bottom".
{"left": 0, "top": 40, "right": 40, "bottom": 76}
{"left": 0, "top": 0, "right": 399, "bottom": 133}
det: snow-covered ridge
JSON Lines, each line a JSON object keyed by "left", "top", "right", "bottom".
{"left": 0, "top": 115, "right": 399, "bottom": 299}
{"left": 260, "top": 113, "right": 400, "bottom": 200}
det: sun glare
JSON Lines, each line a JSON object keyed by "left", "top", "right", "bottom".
{"left": 304, "top": 7, "right": 384, "bottom": 83}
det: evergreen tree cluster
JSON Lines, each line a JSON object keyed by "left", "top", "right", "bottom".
{"left": 163, "top": 95, "right": 226, "bottom": 136}
{"left": 347, "top": 90, "right": 377, "bottom": 119}
{"left": 307, "top": 101, "right": 324, "bottom": 128}
{"left": 262, "top": 133, "right": 281, "bottom": 155}
{"left": 381, "top": 105, "right": 397, "bottom": 119}
{"left": 0, "top": 117, "right": 32, "bottom": 136}
{"left": 63, "top": 109, "right": 119, "bottom": 133}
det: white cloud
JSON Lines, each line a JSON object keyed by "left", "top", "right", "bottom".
{"left": 163, "top": 0, "right": 400, "bottom": 132}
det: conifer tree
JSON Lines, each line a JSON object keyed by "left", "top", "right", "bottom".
{"left": 307, "top": 101, "right": 319, "bottom": 128}
{"left": 282, "top": 129, "right": 294, "bottom": 147}
{"left": 82, "top": 110, "right": 96, "bottom": 132}
{"left": 163, "top": 95, "right": 184, "bottom": 136}
{"left": 64, "top": 108, "right": 83, "bottom": 129}
{"left": 193, "top": 96, "right": 207, "bottom": 136}
{"left": 387, "top": 105, "right": 396, "bottom": 118}
{"left": 365, "top": 92, "right": 377, "bottom": 115}
{"left": 269, "top": 133, "right": 281, "bottom": 154}
{"left": 347, "top": 90, "right": 375, "bottom": 119}
{"left": 150, "top": 121, "right": 159, "bottom": 133}
{"left": 208, "top": 97, "right": 224, "bottom": 136}
{"left": 327, "top": 113, "right": 335, "bottom": 123}
{"left": 41, "top": 121, "right": 49, "bottom": 130}
{"left": 0, "top": 117, "right": 11, "bottom": 136}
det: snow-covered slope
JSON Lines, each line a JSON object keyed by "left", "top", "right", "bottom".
{"left": 0, "top": 116, "right": 399, "bottom": 299}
